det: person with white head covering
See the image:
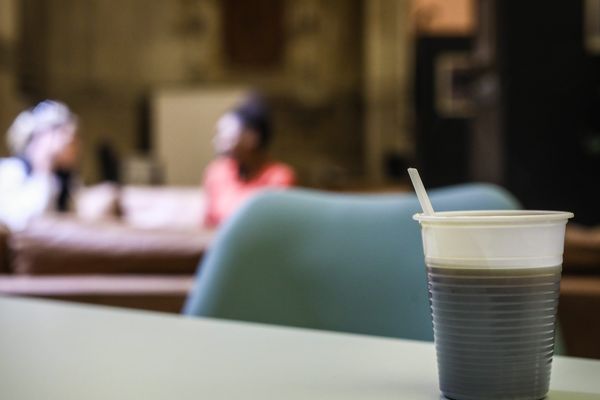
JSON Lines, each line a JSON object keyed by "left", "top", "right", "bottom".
{"left": 0, "top": 100, "right": 80, "bottom": 231}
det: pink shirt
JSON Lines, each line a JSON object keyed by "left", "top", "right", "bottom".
{"left": 203, "top": 158, "right": 295, "bottom": 227}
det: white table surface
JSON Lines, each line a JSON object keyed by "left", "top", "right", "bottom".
{"left": 1, "top": 296, "right": 599, "bottom": 400}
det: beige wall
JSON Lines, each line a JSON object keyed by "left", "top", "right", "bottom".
{"left": 9, "top": 0, "right": 420, "bottom": 187}
{"left": 0, "top": 0, "right": 24, "bottom": 155}
{"left": 364, "top": 0, "right": 413, "bottom": 184}
{"left": 22, "top": 0, "right": 225, "bottom": 181}
{"left": 16, "top": 0, "right": 364, "bottom": 186}
{"left": 152, "top": 87, "right": 246, "bottom": 185}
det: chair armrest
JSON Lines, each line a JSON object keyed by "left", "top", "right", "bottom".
{"left": 564, "top": 225, "right": 600, "bottom": 273}
{"left": 0, "top": 223, "right": 10, "bottom": 274}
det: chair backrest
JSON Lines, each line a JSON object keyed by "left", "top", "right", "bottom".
{"left": 183, "top": 183, "right": 520, "bottom": 341}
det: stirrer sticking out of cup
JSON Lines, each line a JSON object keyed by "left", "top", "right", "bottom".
{"left": 407, "top": 168, "right": 434, "bottom": 216}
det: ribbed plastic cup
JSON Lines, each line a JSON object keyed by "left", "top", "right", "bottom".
{"left": 413, "top": 210, "right": 573, "bottom": 400}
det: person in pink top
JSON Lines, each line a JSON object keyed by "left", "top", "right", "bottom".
{"left": 203, "top": 95, "right": 295, "bottom": 228}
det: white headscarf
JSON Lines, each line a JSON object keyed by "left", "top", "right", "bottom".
{"left": 6, "top": 100, "right": 77, "bottom": 155}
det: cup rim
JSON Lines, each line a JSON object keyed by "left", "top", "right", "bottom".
{"left": 413, "top": 210, "right": 574, "bottom": 224}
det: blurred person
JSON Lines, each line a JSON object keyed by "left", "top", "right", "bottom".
{"left": 0, "top": 100, "right": 80, "bottom": 231}
{"left": 203, "top": 95, "right": 295, "bottom": 227}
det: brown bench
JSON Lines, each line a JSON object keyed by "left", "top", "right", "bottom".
{"left": 0, "top": 275, "right": 194, "bottom": 313}
{"left": 0, "top": 216, "right": 212, "bottom": 313}
{"left": 559, "top": 224, "right": 600, "bottom": 359}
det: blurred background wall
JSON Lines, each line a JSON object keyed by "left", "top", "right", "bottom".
{"left": 2, "top": 0, "right": 599, "bottom": 223}
{"left": 0, "top": 0, "right": 24, "bottom": 155}
{"left": 1, "top": 0, "right": 377, "bottom": 187}
{"left": 0, "top": 0, "right": 472, "bottom": 187}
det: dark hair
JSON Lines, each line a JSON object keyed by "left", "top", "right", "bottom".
{"left": 233, "top": 94, "right": 272, "bottom": 150}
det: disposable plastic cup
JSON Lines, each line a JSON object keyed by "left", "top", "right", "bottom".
{"left": 413, "top": 210, "right": 573, "bottom": 400}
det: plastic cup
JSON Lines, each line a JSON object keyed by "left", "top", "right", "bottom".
{"left": 413, "top": 210, "right": 574, "bottom": 400}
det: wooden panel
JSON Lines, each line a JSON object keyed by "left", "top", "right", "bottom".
{"left": 223, "top": 0, "right": 284, "bottom": 68}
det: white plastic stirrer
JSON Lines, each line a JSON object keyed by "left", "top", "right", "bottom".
{"left": 407, "top": 168, "right": 435, "bottom": 216}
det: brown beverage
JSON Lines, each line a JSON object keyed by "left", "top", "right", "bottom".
{"left": 428, "top": 264, "right": 561, "bottom": 400}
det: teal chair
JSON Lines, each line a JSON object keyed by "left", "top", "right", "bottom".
{"left": 183, "top": 184, "right": 520, "bottom": 342}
